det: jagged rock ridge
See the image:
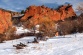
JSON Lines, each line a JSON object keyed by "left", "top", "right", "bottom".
{"left": 21, "top": 5, "right": 76, "bottom": 25}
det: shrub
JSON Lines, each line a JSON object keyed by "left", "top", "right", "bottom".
{"left": 39, "top": 18, "right": 57, "bottom": 37}
{"left": 5, "top": 27, "right": 16, "bottom": 40}
{"left": 57, "top": 13, "right": 83, "bottom": 35}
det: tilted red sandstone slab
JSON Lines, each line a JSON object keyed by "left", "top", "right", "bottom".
{"left": 0, "top": 9, "right": 12, "bottom": 34}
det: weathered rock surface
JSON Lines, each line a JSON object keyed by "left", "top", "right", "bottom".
{"left": 0, "top": 9, "right": 12, "bottom": 34}
{"left": 21, "top": 5, "right": 76, "bottom": 24}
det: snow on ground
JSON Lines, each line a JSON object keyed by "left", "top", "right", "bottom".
{"left": 15, "top": 27, "right": 31, "bottom": 35}
{"left": 0, "top": 33, "right": 83, "bottom": 55}
{"left": 15, "top": 26, "right": 40, "bottom": 35}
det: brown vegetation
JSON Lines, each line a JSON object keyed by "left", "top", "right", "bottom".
{"left": 57, "top": 13, "right": 83, "bottom": 35}
{"left": 39, "top": 18, "right": 56, "bottom": 37}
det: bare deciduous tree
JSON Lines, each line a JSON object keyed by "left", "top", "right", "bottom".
{"left": 39, "top": 17, "right": 56, "bottom": 37}
{"left": 77, "top": 2, "right": 83, "bottom": 13}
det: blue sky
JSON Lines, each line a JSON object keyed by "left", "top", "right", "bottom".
{"left": 0, "top": 0, "right": 83, "bottom": 12}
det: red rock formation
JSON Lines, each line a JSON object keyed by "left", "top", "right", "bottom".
{"left": 21, "top": 5, "right": 76, "bottom": 25}
{"left": 58, "top": 5, "right": 76, "bottom": 20}
{"left": 0, "top": 9, "right": 12, "bottom": 34}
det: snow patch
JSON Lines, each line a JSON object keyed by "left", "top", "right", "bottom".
{"left": 15, "top": 27, "right": 31, "bottom": 35}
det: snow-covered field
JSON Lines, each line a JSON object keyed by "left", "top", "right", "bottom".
{"left": 0, "top": 33, "right": 83, "bottom": 55}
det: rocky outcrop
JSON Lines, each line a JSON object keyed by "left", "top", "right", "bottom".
{"left": 11, "top": 12, "right": 21, "bottom": 17}
{"left": 0, "top": 9, "right": 12, "bottom": 34}
{"left": 0, "top": 9, "right": 21, "bottom": 17}
{"left": 58, "top": 5, "right": 76, "bottom": 20}
{"left": 21, "top": 5, "right": 76, "bottom": 24}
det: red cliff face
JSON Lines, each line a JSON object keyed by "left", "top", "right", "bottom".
{"left": 58, "top": 5, "right": 76, "bottom": 20}
{"left": 21, "top": 5, "right": 76, "bottom": 25}
{"left": 0, "top": 9, "right": 12, "bottom": 34}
